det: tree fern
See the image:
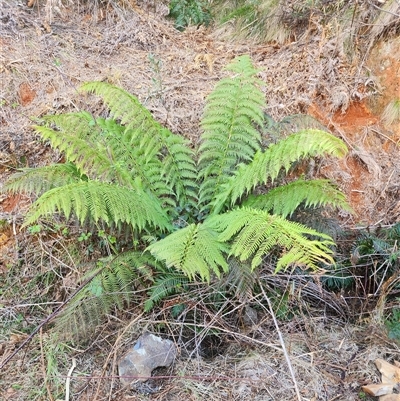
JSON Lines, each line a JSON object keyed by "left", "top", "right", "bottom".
{"left": 2, "top": 55, "right": 351, "bottom": 335}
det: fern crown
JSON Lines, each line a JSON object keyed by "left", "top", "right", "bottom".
{"left": 4, "top": 55, "right": 349, "bottom": 282}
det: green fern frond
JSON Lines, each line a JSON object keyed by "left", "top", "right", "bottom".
{"left": 147, "top": 223, "right": 229, "bottom": 281}
{"left": 35, "top": 125, "right": 134, "bottom": 187}
{"left": 213, "top": 129, "right": 348, "bottom": 212}
{"left": 80, "top": 81, "right": 158, "bottom": 131}
{"left": 243, "top": 178, "right": 351, "bottom": 217}
{"left": 39, "top": 113, "right": 139, "bottom": 188}
{"left": 42, "top": 112, "right": 97, "bottom": 141}
{"left": 198, "top": 55, "right": 265, "bottom": 212}
{"left": 80, "top": 82, "right": 198, "bottom": 207}
{"left": 56, "top": 251, "right": 156, "bottom": 336}
{"left": 55, "top": 266, "right": 118, "bottom": 337}
{"left": 144, "top": 272, "right": 190, "bottom": 311}
{"left": 23, "top": 181, "right": 171, "bottom": 232}
{"left": 220, "top": 257, "right": 255, "bottom": 301}
{"left": 162, "top": 130, "right": 199, "bottom": 207}
{"left": 96, "top": 118, "right": 177, "bottom": 206}
{"left": 206, "top": 207, "right": 335, "bottom": 271}
{"left": 39, "top": 113, "right": 177, "bottom": 206}
{"left": 2, "top": 163, "right": 83, "bottom": 195}
{"left": 225, "top": 54, "right": 263, "bottom": 78}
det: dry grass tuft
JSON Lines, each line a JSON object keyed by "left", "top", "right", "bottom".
{"left": 381, "top": 98, "right": 400, "bottom": 126}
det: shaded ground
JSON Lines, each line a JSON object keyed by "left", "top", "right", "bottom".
{"left": 1, "top": 1, "right": 400, "bottom": 400}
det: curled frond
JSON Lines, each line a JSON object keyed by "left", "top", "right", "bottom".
{"left": 213, "top": 129, "right": 348, "bottom": 212}
{"left": 23, "top": 181, "right": 171, "bottom": 232}
{"left": 243, "top": 178, "right": 351, "bottom": 217}
{"left": 147, "top": 223, "right": 229, "bottom": 281}
{"left": 206, "top": 207, "right": 334, "bottom": 271}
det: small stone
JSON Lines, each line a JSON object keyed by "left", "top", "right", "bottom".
{"left": 242, "top": 305, "right": 258, "bottom": 327}
{"left": 118, "top": 332, "right": 176, "bottom": 387}
{"left": 379, "top": 395, "right": 400, "bottom": 401}
{"left": 362, "top": 383, "right": 393, "bottom": 396}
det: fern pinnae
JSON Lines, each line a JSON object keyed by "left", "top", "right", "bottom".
{"left": 215, "top": 129, "right": 348, "bottom": 209}
{"left": 98, "top": 120, "right": 175, "bottom": 203}
{"left": 243, "top": 178, "right": 351, "bottom": 217}
{"left": 161, "top": 129, "right": 198, "bottom": 208}
{"left": 269, "top": 129, "right": 348, "bottom": 167}
{"left": 148, "top": 223, "right": 229, "bottom": 281}
{"left": 39, "top": 114, "right": 140, "bottom": 188}
{"left": 35, "top": 125, "right": 135, "bottom": 188}
{"left": 144, "top": 272, "right": 190, "bottom": 312}
{"left": 2, "top": 163, "right": 83, "bottom": 196}
{"left": 80, "top": 82, "right": 167, "bottom": 163}
{"left": 80, "top": 82, "right": 152, "bottom": 129}
{"left": 23, "top": 181, "right": 171, "bottom": 231}
{"left": 198, "top": 55, "right": 265, "bottom": 212}
{"left": 42, "top": 112, "right": 97, "bottom": 141}
{"left": 56, "top": 249, "right": 162, "bottom": 335}
{"left": 220, "top": 258, "right": 255, "bottom": 302}
{"left": 80, "top": 82, "right": 198, "bottom": 207}
{"left": 206, "top": 208, "right": 334, "bottom": 270}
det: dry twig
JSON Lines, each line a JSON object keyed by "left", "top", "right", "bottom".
{"left": 259, "top": 281, "right": 302, "bottom": 401}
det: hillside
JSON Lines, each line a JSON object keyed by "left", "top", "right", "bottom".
{"left": 1, "top": 1, "right": 399, "bottom": 400}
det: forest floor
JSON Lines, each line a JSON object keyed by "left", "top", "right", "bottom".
{"left": 0, "top": 1, "right": 400, "bottom": 400}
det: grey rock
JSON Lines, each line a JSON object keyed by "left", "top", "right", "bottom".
{"left": 242, "top": 305, "right": 258, "bottom": 327}
{"left": 118, "top": 332, "right": 176, "bottom": 387}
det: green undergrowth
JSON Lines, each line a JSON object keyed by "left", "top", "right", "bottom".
{"left": 323, "top": 223, "right": 400, "bottom": 295}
